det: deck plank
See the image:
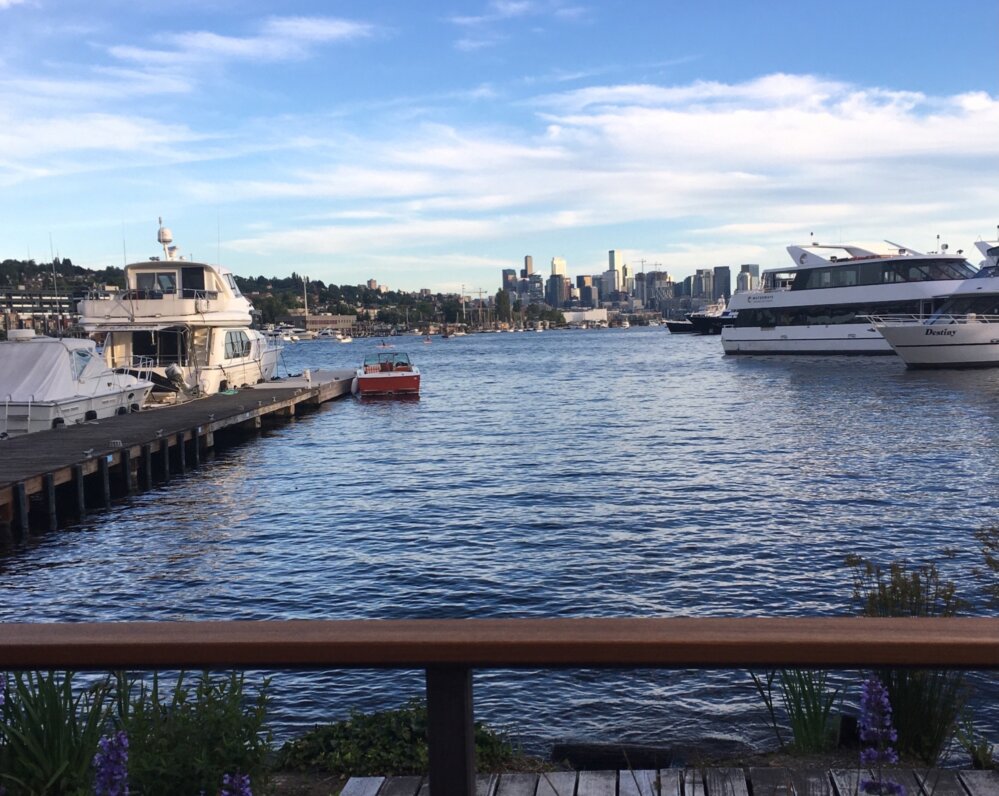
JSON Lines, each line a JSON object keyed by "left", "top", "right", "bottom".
{"left": 705, "top": 767, "right": 749, "bottom": 796}
{"left": 916, "top": 770, "right": 969, "bottom": 796}
{"left": 660, "top": 769, "right": 683, "bottom": 796}
{"left": 619, "top": 769, "right": 658, "bottom": 796}
{"left": 536, "top": 772, "right": 577, "bottom": 796}
{"left": 340, "top": 777, "right": 385, "bottom": 796}
{"left": 960, "top": 771, "right": 999, "bottom": 796}
{"left": 497, "top": 772, "right": 539, "bottom": 796}
{"left": 379, "top": 776, "right": 424, "bottom": 796}
{"left": 749, "top": 767, "right": 795, "bottom": 796}
{"left": 686, "top": 769, "right": 707, "bottom": 796}
{"left": 830, "top": 769, "right": 862, "bottom": 796}
{"left": 477, "top": 773, "right": 501, "bottom": 796}
{"left": 577, "top": 771, "right": 616, "bottom": 796}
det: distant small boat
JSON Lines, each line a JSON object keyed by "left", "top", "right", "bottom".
{"left": 352, "top": 352, "right": 420, "bottom": 396}
{"left": 423, "top": 336, "right": 432, "bottom": 344}
{"left": 376, "top": 340, "right": 393, "bottom": 349}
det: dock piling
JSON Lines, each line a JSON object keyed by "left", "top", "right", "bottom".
{"left": 98, "top": 457, "right": 111, "bottom": 509}
{"left": 13, "top": 482, "right": 28, "bottom": 541}
{"left": 73, "top": 464, "right": 86, "bottom": 519}
{"left": 44, "top": 473, "right": 57, "bottom": 532}
{"left": 176, "top": 433, "right": 186, "bottom": 475}
{"left": 142, "top": 444, "right": 152, "bottom": 491}
{"left": 161, "top": 440, "right": 170, "bottom": 483}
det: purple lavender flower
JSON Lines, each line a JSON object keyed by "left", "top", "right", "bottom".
{"left": 220, "top": 772, "right": 252, "bottom": 796}
{"left": 92, "top": 730, "right": 129, "bottom": 796}
{"left": 859, "top": 676, "right": 905, "bottom": 796}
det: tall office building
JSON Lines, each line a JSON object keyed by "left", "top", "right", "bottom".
{"left": 551, "top": 256, "right": 567, "bottom": 277}
{"left": 713, "top": 266, "right": 731, "bottom": 300}
{"left": 739, "top": 263, "right": 760, "bottom": 291}
{"left": 502, "top": 269, "right": 517, "bottom": 292}
{"left": 694, "top": 268, "right": 714, "bottom": 299}
{"left": 521, "top": 255, "right": 533, "bottom": 279}
{"left": 576, "top": 274, "right": 593, "bottom": 289}
{"left": 545, "top": 274, "right": 569, "bottom": 307}
{"left": 602, "top": 268, "right": 620, "bottom": 295}
{"left": 609, "top": 250, "right": 623, "bottom": 271}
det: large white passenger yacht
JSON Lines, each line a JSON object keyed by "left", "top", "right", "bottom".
{"left": 868, "top": 240, "right": 999, "bottom": 368}
{"left": 721, "top": 242, "right": 977, "bottom": 355}
{"left": 78, "top": 220, "right": 280, "bottom": 402}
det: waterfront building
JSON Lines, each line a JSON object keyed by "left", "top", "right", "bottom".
{"left": 551, "top": 257, "right": 567, "bottom": 277}
{"left": 563, "top": 308, "right": 608, "bottom": 325}
{"left": 279, "top": 312, "right": 357, "bottom": 333}
{"left": 521, "top": 255, "right": 533, "bottom": 279}
{"left": 713, "top": 266, "right": 731, "bottom": 301}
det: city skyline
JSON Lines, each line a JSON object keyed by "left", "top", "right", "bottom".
{"left": 0, "top": 0, "right": 997, "bottom": 293}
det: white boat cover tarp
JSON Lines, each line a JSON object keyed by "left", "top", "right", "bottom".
{"left": 0, "top": 337, "right": 120, "bottom": 403}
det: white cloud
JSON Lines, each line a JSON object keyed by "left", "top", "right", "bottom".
{"left": 0, "top": 0, "right": 27, "bottom": 8}
{"left": 109, "top": 15, "right": 377, "bottom": 66}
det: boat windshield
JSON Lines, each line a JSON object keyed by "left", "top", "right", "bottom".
{"left": 363, "top": 352, "right": 412, "bottom": 367}
{"left": 930, "top": 294, "right": 999, "bottom": 322}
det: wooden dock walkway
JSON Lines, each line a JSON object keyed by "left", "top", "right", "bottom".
{"left": 0, "top": 368, "right": 355, "bottom": 538}
{"left": 341, "top": 768, "right": 999, "bottom": 796}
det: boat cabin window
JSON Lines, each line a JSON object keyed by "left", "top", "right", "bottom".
{"left": 224, "top": 273, "right": 242, "bottom": 297}
{"left": 224, "top": 330, "right": 252, "bottom": 359}
{"left": 934, "top": 295, "right": 999, "bottom": 319}
{"left": 71, "top": 348, "right": 93, "bottom": 380}
{"left": 135, "top": 271, "right": 177, "bottom": 295}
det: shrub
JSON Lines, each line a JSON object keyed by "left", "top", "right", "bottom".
{"left": 114, "top": 671, "right": 271, "bottom": 796}
{"left": 277, "top": 699, "right": 517, "bottom": 776}
{"left": 848, "top": 555, "right": 966, "bottom": 764}
{"left": 0, "top": 670, "right": 111, "bottom": 795}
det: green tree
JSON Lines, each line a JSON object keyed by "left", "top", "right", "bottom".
{"left": 495, "top": 289, "right": 511, "bottom": 323}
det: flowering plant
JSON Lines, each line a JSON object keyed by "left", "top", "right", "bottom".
{"left": 859, "top": 676, "right": 905, "bottom": 796}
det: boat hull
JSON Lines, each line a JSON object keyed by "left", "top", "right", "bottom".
{"left": 877, "top": 322, "right": 999, "bottom": 368}
{"left": 1, "top": 386, "right": 153, "bottom": 437}
{"left": 355, "top": 372, "right": 421, "bottom": 396}
{"left": 721, "top": 323, "right": 893, "bottom": 354}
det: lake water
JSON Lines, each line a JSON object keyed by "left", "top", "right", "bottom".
{"left": 2, "top": 327, "right": 998, "bottom": 755}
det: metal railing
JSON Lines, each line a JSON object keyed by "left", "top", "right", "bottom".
{"left": 867, "top": 313, "right": 999, "bottom": 326}
{"left": 2, "top": 617, "right": 998, "bottom": 795}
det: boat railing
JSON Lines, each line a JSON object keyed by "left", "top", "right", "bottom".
{"left": 867, "top": 313, "right": 999, "bottom": 327}
{"left": 1, "top": 617, "right": 998, "bottom": 796}
{"left": 113, "top": 355, "right": 156, "bottom": 385}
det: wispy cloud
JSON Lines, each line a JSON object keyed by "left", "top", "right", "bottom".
{"left": 448, "top": 0, "right": 587, "bottom": 50}
{"left": 0, "top": 0, "right": 28, "bottom": 8}
{"left": 109, "top": 15, "right": 377, "bottom": 66}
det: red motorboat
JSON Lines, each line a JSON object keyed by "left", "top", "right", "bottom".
{"left": 352, "top": 352, "right": 421, "bottom": 396}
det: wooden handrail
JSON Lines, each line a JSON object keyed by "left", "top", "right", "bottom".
{"left": 2, "top": 617, "right": 999, "bottom": 670}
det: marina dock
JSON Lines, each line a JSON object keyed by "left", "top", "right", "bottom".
{"left": 342, "top": 768, "right": 999, "bottom": 796}
{"left": 0, "top": 368, "right": 355, "bottom": 539}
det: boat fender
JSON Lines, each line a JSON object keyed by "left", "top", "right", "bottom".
{"left": 116, "top": 406, "right": 127, "bottom": 415}
{"left": 350, "top": 377, "right": 359, "bottom": 395}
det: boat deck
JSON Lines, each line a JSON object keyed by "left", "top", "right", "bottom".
{"left": 0, "top": 369, "right": 355, "bottom": 537}
{"left": 342, "top": 767, "right": 999, "bottom": 796}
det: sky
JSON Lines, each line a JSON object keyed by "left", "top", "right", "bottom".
{"left": 1, "top": 0, "right": 998, "bottom": 293}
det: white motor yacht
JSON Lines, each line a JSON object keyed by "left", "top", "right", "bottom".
{"left": 721, "top": 241, "right": 977, "bottom": 355}
{"left": 0, "top": 330, "right": 153, "bottom": 437}
{"left": 869, "top": 240, "right": 999, "bottom": 368}
{"left": 78, "top": 219, "right": 281, "bottom": 402}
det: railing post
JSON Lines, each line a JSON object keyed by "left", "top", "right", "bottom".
{"left": 426, "top": 666, "right": 476, "bottom": 796}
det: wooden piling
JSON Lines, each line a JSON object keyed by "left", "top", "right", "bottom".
{"left": 122, "top": 448, "right": 135, "bottom": 495}
{"left": 161, "top": 439, "right": 170, "bottom": 483}
{"left": 44, "top": 473, "right": 57, "bottom": 531}
{"left": 13, "top": 482, "right": 28, "bottom": 541}
{"left": 98, "top": 456, "right": 111, "bottom": 509}
{"left": 142, "top": 444, "right": 153, "bottom": 491}
{"left": 73, "top": 464, "right": 86, "bottom": 518}
{"left": 176, "top": 433, "right": 186, "bottom": 474}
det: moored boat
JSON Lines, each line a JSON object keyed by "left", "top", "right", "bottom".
{"left": 868, "top": 240, "right": 999, "bottom": 368}
{"left": 78, "top": 219, "right": 280, "bottom": 402}
{"left": 352, "top": 352, "right": 421, "bottom": 396}
{"left": 0, "top": 330, "right": 154, "bottom": 437}
{"left": 721, "top": 241, "right": 977, "bottom": 355}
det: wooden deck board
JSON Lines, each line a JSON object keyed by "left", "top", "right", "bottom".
{"left": 961, "top": 771, "right": 999, "bottom": 796}
{"left": 576, "top": 770, "right": 615, "bottom": 796}
{"left": 536, "top": 772, "right": 577, "bottom": 796}
{"left": 476, "top": 773, "right": 500, "bottom": 796}
{"left": 916, "top": 769, "right": 968, "bottom": 796}
{"left": 379, "top": 776, "right": 424, "bottom": 796}
{"left": 660, "top": 769, "right": 683, "bottom": 796}
{"left": 620, "top": 769, "right": 659, "bottom": 796}
{"left": 340, "top": 777, "right": 385, "bottom": 796}
{"left": 496, "top": 772, "right": 539, "bottom": 796}
{"left": 705, "top": 767, "right": 749, "bottom": 796}
{"left": 685, "top": 769, "right": 707, "bottom": 796}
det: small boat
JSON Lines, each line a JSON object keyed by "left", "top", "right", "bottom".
{"left": 352, "top": 352, "right": 420, "bottom": 396}
{"left": 665, "top": 319, "right": 696, "bottom": 334}
{"left": 0, "top": 330, "right": 154, "bottom": 438}
{"left": 423, "top": 336, "right": 432, "bottom": 344}
{"left": 376, "top": 339, "right": 394, "bottom": 349}
{"left": 686, "top": 299, "right": 733, "bottom": 335}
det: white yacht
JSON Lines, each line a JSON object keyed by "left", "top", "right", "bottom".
{"left": 869, "top": 240, "right": 999, "bottom": 368}
{"left": 721, "top": 242, "right": 977, "bottom": 355}
{"left": 78, "top": 220, "right": 281, "bottom": 402}
{"left": 0, "top": 330, "right": 153, "bottom": 437}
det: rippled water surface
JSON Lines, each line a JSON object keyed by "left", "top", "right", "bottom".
{"left": 3, "top": 328, "right": 998, "bottom": 752}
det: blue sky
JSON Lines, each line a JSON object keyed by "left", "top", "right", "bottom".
{"left": 1, "top": 0, "right": 997, "bottom": 292}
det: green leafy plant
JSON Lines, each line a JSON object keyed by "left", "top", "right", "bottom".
{"left": 751, "top": 669, "right": 838, "bottom": 752}
{"left": 0, "top": 670, "right": 112, "bottom": 795}
{"left": 114, "top": 671, "right": 271, "bottom": 796}
{"left": 277, "top": 698, "right": 517, "bottom": 776}
{"left": 847, "top": 555, "right": 966, "bottom": 764}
